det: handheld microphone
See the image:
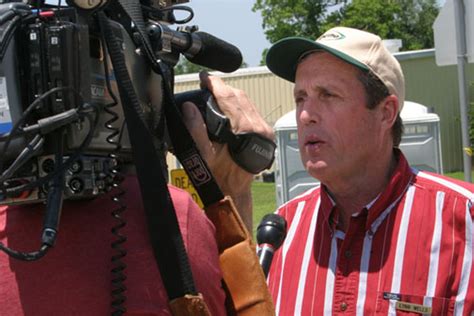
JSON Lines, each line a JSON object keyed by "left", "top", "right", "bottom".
{"left": 147, "top": 23, "right": 243, "bottom": 73}
{"left": 256, "top": 213, "right": 287, "bottom": 278}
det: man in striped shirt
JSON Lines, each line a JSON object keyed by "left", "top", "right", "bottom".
{"left": 265, "top": 27, "right": 474, "bottom": 315}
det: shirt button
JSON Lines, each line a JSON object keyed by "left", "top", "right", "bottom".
{"left": 344, "top": 250, "right": 352, "bottom": 259}
{"left": 340, "top": 302, "right": 348, "bottom": 311}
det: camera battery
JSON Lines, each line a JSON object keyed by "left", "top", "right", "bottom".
{"left": 45, "top": 23, "right": 80, "bottom": 113}
{"left": 27, "top": 23, "right": 50, "bottom": 118}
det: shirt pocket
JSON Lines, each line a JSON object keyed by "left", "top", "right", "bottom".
{"left": 376, "top": 292, "right": 455, "bottom": 315}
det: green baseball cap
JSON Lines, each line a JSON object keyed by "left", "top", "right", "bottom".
{"left": 266, "top": 27, "right": 405, "bottom": 110}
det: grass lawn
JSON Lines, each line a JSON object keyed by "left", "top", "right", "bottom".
{"left": 251, "top": 170, "right": 473, "bottom": 238}
{"left": 251, "top": 181, "right": 277, "bottom": 237}
{"left": 444, "top": 171, "right": 474, "bottom": 181}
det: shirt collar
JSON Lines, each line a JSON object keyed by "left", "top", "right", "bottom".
{"left": 319, "top": 149, "right": 413, "bottom": 232}
{"left": 366, "top": 149, "right": 413, "bottom": 231}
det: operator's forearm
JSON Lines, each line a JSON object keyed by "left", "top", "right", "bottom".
{"left": 229, "top": 189, "right": 253, "bottom": 235}
{"left": 208, "top": 146, "right": 254, "bottom": 234}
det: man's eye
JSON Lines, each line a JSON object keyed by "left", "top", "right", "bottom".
{"left": 321, "top": 91, "right": 334, "bottom": 98}
{"left": 295, "top": 97, "right": 304, "bottom": 106}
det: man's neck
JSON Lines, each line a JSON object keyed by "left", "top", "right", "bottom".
{"left": 325, "top": 151, "right": 398, "bottom": 231}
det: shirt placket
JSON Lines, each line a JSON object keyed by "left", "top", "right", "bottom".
{"left": 332, "top": 209, "right": 368, "bottom": 314}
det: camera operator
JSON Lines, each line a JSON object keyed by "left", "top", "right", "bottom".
{"left": 0, "top": 73, "right": 273, "bottom": 316}
{"left": 0, "top": 0, "right": 277, "bottom": 313}
{"left": 0, "top": 154, "right": 227, "bottom": 315}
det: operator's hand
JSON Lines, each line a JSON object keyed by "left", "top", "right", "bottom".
{"left": 182, "top": 71, "right": 275, "bottom": 232}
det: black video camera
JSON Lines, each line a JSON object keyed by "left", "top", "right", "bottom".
{"left": 0, "top": 0, "right": 274, "bottom": 207}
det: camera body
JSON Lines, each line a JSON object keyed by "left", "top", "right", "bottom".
{"left": 0, "top": 0, "right": 272, "bottom": 206}
{"left": 0, "top": 2, "right": 181, "bottom": 205}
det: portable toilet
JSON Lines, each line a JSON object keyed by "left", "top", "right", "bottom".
{"left": 399, "top": 101, "right": 443, "bottom": 174}
{"left": 273, "top": 101, "right": 442, "bottom": 207}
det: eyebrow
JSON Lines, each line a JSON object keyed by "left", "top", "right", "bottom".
{"left": 294, "top": 82, "right": 340, "bottom": 96}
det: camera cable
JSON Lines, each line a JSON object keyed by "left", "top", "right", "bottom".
{"left": 98, "top": 31, "right": 128, "bottom": 315}
{"left": 0, "top": 128, "right": 66, "bottom": 260}
{"left": 0, "top": 105, "right": 98, "bottom": 198}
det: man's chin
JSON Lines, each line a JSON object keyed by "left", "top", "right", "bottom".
{"left": 305, "top": 161, "right": 329, "bottom": 179}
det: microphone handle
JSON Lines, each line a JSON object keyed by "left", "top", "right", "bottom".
{"left": 147, "top": 23, "right": 242, "bottom": 73}
{"left": 258, "top": 244, "right": 275, "bottom": 278}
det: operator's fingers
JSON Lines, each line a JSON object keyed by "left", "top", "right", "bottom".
{"left": 199, "top": 71, "right": 274, "bottom": 139}
{"left": 230, "top": 89, "right": 274, "bottom": 138}
{"left": 199, "top": 71, "right": 233, "bottom": 101}
{"left": 181, "top": 101, "right": 214, "bottom": 160}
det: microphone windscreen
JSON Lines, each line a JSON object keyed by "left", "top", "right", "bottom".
{"left": 257, "top": 213, "right": 287, "bottom": 249}
{"left": 186, "top": 32, "right": 243, "bottom": 73}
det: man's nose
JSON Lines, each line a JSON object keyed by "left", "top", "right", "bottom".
{"left": 298, "top": 100, "right": 319, "bottom": 125}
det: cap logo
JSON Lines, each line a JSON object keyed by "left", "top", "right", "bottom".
{"left": 318, "top": 31, "right": 346, "bottom": 41}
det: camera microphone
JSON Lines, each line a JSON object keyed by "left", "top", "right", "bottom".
{"left": 256, "top": 213, "right": 287, "bottom": 278}
{"left": 185, "top": 31, "right": 242, "bottom": 73}
{"left": 147, "top": 23, "right": 243, "bottom": 73}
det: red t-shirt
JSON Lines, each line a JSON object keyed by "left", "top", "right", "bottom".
{"left": 0, "top": 175, "right": 226, "bottom": 315}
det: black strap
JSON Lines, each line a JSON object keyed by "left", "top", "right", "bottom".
{"left": 98, "top": 11, "right": 196, "bottom": 300}
{"left": 101, "top": 1, "right": 230, "bottom": 305}
{"left": 162, "top": 90, "right": 225, "bottom": 206}
{"left": 115, "top": 0, "right": 224, "bottom": 207}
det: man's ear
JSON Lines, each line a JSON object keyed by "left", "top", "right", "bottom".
{"left": 380, "top": 95, "right": 399, "bottom": 129}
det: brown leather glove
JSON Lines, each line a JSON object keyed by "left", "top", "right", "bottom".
{"left": 205, "top": 197, "right": 275, "bottom": 316}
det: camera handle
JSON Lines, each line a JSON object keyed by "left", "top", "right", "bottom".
{"left": 174, "top": 90, "right": 276, "bottom": 174}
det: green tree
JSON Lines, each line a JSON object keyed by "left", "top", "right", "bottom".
{"left": 322, "top": 0, "right": 403, "bottom": 39}
{"left": 253, "top": 0, "right": 439, "bottom": 64}
{"left": 252, "top": 0, "right": 331, "bottom": 44}
{"left": 253, "top": 0, "right": 343, "bottom": 65}
{"left": 403, "top": 0, "right": 439, "bottom": 50}
{"left": 325, "top": 0, "right": 439, "bottom": 51}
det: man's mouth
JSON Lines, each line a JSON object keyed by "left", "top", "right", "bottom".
{"left": 304, "top": 135, "right": 324, "bottom": 146}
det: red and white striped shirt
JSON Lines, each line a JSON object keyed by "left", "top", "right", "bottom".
{"left": 268, "top": 151, "right": 474, "bottom": 315}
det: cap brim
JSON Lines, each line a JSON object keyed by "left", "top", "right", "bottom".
{"left": 266, "top": 37, "right": 369, "bottom": 82}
